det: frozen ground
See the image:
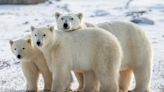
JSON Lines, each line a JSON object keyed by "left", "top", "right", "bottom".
{"left": 0, "top": 0, "right": 164, "bottom": 91}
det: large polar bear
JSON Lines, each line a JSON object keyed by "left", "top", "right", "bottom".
{"left": 55, "top": 12, "right": 153, "bottom": 92}
{"left": 31, "top": 26, "right": 123, "bottom": 92}
{"left": 9, "top": 37, "right": 52, "bottom": 91}
{"left": 55, "top": 12, "right": 96, "bottom": 91}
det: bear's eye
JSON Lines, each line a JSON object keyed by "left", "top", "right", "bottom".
{"left": 61, "top": 17, "right": 64, "bottom": 20}
{"left": 35, "top": 34, "right": 37, "bottom": 36}
{"left": 14, "top": 48, "right": 16, "bottom": 50}
{"left": 43, "top": 34, "right": 46, "bottom": 37}
{"left": 22, "top": 48, "right": 25, "bottom": 50}
{"left": 70, "top": 17, "right": 74, "bottom": 20}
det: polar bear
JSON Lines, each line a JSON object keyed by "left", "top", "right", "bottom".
{"left": 9, "top": 37, "right": 52, "bottom": 91}
{"left": 31, "top": 26, "right": 123, "bottom": 92}
{"left": 97, "top": 21, "right": 153, "bottom": 92}
{"left": 55, "top": 13, "right": 153, "bottom": 92}
{"left": 56, "top": 14, "right": 153, "bottom": 92}
{"left": 55, "top": 12, "right": 95, "bottom": 91}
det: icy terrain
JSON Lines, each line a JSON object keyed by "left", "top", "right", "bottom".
{"left": 0, "top": 0, "right": 164, "bottom": 91}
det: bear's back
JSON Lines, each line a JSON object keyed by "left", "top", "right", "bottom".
{"left": 58, "top": 27, "right": 119, "bottom": 50}
{"left": 56, "top": 27, "right": 122, "bottom": 71}
{"left": 97, "top": 21, "right": 151, "bottom": 68}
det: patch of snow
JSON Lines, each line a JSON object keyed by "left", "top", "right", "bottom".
{"left": 90, "top": 9, "right": 110, "bottom": 17}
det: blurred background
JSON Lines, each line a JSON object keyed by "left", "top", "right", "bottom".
{"left": 0, "top": 0, "right": 164, "bottom": 91}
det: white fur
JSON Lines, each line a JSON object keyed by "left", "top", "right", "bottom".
{"left": 55, "top": 13, "right": 96, "bottom": 91}
{"left": 31, "top": 27, "right": 123, "bottom": 92}
{"left": 55, "top": 12, "right": 153, "bottom": 92}
{"left": 55, "top": 12, "right": 85, "bottom": 32}
{"left": 97, "top": 21, "right": 153, "bottom": 92}
{"left": 10, "top": 37, "right": 52, "bottom": 91}
{"left": 64, "top": 20, "right": 153, "bottom": 92}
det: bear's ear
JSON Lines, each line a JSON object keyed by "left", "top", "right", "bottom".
{"left": 26, "top": 38, "right": 31, "bottom": 44}
{"left": 9, "top": 40, "right": 14, "bottom": 45}
{"left": 31, "top": 26, "right": 35, "bottom": 31}
{"left": 49, "top": 26, "right": 54, "bottom": 32}
{"left": 55, "top": 12, "right": 61, "bottom": 19}
{"left": 77, "top": 13, "right": 83, "bottom": 20}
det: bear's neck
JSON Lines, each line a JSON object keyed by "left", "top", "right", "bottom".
{"left": 22, "top": 47, "right": 38, "bottom": 61}
{"left": 43, "top": 32, "right": 60, "bottom": 53}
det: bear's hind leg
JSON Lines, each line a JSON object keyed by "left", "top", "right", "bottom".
{"left": 74, "top": 72, "right": 84, "bottom": 91}
{"left": 131, "top": 63, "right": 151, "bottom": 92}
{"left": 119, "top": 69, "right": 132, "bottom": 92}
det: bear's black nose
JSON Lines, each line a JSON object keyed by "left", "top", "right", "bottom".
{"left": 63, "top": 23, "right": 68, "bottom": 29}
{"left": 37, "top": 41, "right": 41, "bottom": 46}
{"left": 17, "top": 55, "right": 21, "bottom": 59}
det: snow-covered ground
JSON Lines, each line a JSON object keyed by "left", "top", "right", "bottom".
{"left": 0, "top": 0, "right": 164, "bottom": 91}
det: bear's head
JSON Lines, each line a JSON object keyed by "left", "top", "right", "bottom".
{"left": 55, "top": 12, "right": 83, "bottom": 32}
{"left": 31, "top": 26, "right": 54, "bottom": 49}
{"left": 9, "top": 38, "right": 32, "bottom": 61}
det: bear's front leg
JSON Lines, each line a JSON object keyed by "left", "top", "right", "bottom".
{"left": 51, "top": 64, "right": 72, "bottom": 92}
{"left": 22, "top": 62, "right": 39, "bottom": 92}
{"left": 42, "top": 70, "right": 52, "bottom": 91}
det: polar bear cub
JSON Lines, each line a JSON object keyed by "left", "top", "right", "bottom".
{"left": 31, "top": 26, "right": 123, "bottom": 92}
{"left": 9, "top": 37, "right": 52, "bottom": 91}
